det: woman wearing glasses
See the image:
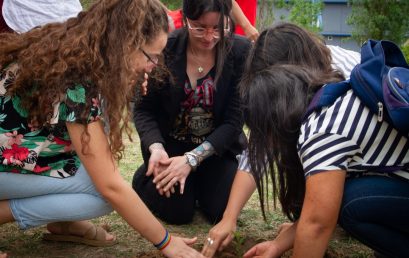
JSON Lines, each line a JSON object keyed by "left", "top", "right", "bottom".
{"left": 132, "top": 0, "right": 250, "bottom": 225}
{"left": 0, "top": 0, "right": 205, "bottom": 257}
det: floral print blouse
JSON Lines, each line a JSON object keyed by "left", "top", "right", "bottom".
{"left": 0, "top": 64, "right": 102, "bottom": 178}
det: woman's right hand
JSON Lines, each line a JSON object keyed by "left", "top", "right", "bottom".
{"left": 243, "top": 222, "right": 296, "bottom": 258}
{"left": 147, "top": 148, "right": 169, "bottom": 177}
{"left": 161, "top": 236, "right": 205, "bottom": 258}
{"left": 147, "top": 148, "right": 174, "bottom": 196}
{"left": 243, "top": 240, "right": 281, "bottom": 258}
{"left": 201, "top": 218, "right": 237, "bottom": 257}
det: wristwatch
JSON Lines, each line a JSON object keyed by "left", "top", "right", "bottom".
{"left": 184, "top": 152, "right": 199, "bottom": 171}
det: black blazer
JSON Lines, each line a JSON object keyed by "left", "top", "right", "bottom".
{"left": 134, "top": 29, "right": 250, "bottom": 160}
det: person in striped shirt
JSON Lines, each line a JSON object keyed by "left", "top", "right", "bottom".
{"left": 202, "top": 22, "right": 409, "bottom": 258}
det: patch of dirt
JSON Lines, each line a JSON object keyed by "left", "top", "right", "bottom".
{"left": 215, "top": 236, "right": 265, "bottom": 258}
{"left": 134, "top": 251, "right": 164, "bottom": 258}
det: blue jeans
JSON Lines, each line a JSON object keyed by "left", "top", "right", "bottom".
{"left": 0, "top": 165, "right": 112, "bottom": 230}
{"left": 339, "top": 176, "right": 409, "bottom": 258}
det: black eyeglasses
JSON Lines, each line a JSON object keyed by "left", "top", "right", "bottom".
{"left": 141, "top": 49, "right": 159, "bottom": 65}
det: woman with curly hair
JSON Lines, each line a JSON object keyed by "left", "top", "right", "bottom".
{"left": 0, "top": 0, "right": 203, "bottom": 257}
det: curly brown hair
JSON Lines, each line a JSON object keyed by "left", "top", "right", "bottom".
{"left": 0, "top": 0, "right": 168, "bottom": 160}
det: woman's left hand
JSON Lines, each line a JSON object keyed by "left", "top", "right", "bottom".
{"left": 153, "top": 155, "right": 192, "bottom": 195}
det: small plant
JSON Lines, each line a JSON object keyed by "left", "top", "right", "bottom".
{"left": 232, "top": 231, "right": 246, "bottom": 257}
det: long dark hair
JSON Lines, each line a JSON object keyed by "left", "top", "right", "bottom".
{"left": 0, "top": 0, "right": 168, "bottom": 159}
{"left": 240, "top": 22, "right": 344, "bottom": 220}
{"left": 182, "top": 0, "right": 234, "bottom": 84}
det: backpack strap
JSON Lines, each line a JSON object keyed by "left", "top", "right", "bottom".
{"left": 303, "top": 80, "right": 351, "bottom": 121}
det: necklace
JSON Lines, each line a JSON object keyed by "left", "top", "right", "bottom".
{"left": 189, "top": 44, "right": 204, "bottom": 73}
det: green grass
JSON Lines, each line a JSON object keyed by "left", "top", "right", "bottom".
{"left": 0, "top": 133, "right": 373, "bottom": 257}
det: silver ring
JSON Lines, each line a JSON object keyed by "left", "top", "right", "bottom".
{"left": 207, "top": 237, "right": 214, "bottom": 246}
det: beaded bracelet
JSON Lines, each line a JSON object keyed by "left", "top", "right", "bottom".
{"left": 154, "top": 230, "right": 172, "bottom": 251}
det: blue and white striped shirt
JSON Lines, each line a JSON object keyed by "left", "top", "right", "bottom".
{"left": 298, "top": 89, "right": 409, "bottom": 180}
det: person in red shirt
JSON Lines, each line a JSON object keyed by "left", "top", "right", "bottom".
{"left": 233, "top": 0, "right": 258, "bottom": 40}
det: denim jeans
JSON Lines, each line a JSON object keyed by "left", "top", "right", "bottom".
{"left": 339, "top": 176, "right": 409, "bottom": 258}
{"left": 0, "top": 165, "right": 112, "bottom": 230}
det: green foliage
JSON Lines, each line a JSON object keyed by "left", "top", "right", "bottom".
{"left": 402, "top": 43, "right": 409, "bottom": 63}
{"left": 273, "top": 0, "right": 323, "bottom": 33}
{"left": 347, "top": 0, "right": 409, "bottom": 45}
{"left": 257, "top": 0, "right": 276, "bottom": 32}
{"left": 80, "top": 0, "right": 95, "bottom": 9}
{"left": 161, "top": 0, "right": 182, "bottom": 10}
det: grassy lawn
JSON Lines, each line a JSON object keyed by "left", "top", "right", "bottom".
{"left": 0, "top": 133, "right": 373, "bottom": 257}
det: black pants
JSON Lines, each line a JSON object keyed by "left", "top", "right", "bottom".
{"left": 132, "top": 140, "right": 238, "bottom": 225}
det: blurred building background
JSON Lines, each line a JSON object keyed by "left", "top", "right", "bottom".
{"left": 270, "top": 0, "right": 359, "bottom": 51}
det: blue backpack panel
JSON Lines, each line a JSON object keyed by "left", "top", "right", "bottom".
{"left": 305, "top": 40, "right": 409, "bottom": 134}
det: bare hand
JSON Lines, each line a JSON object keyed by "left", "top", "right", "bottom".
{"left": 243, "top": 24, "right": 259, "bottom": 42}
{"left": 147, "top": 148, "right": 173, "bottom": 196}
{"left": 153, "top": 156, "right": 191, "bottom": 194}
{"left": 147, "top": 148, "right": 169, "bottom": 177}
{"left": 243, "top": 241, "right": 280, "bottom": 258}
{"left": 201, "top": 219, "right": 236, "bottom": 257}
{"left": 277, "top": 222, "right": 293, "bottom": 235}
{"left": 162, "top": 236, "right": 205, "bottom": 258}
{"left": 243, "top": 221, "right": 296, "bottom": 258}
{"left": 141, "top": 72, "right": 149, "bottom": 96}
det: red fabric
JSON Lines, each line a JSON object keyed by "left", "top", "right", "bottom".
{"left": 0, "top": 0, "right": 12, "bottom": 33}
{"left": 168, "top": 9, "right": 183, "bottom": 31}
{"left": 235, "top": 0, "right": 257, "bottom": 35}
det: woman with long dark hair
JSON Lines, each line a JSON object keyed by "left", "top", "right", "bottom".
{"left": 203, "top": 23, "right": 409, "bottom": 258}
{"left": 132, "top": 0, "right": 250, "bottom": 226}
{"left": 202, "top": 22, "right": 355, "bottom": 257}
{"left": 241, "top": 24, "right": 409, "bottom": 257}
{"left": 0, "top": 0, "right": 203, "bottom": 257}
